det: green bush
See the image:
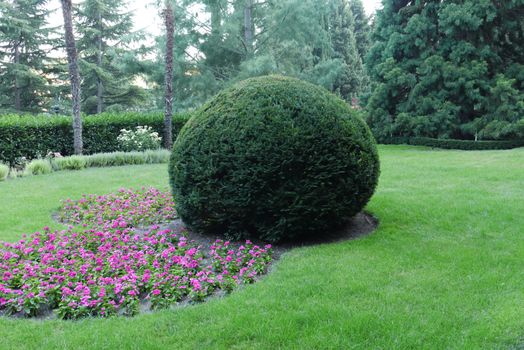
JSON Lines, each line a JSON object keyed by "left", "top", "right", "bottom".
{"left": 0, "top": 163, "right": 8, "bottom": 181}
{"left": 117, "top": 126, "right": 162, "bottom": 152}
{"left": 52, "top": 156, "right": 87, "bottom": 171}
{"left": 381, "top": 137, "right": 524, "bottom": 150}
{"left": 0, "top": 112, "right": 191, "bottom": 165}
{"left": 25, "top": 159, "right": 52, "bottom": 176}
{"left": 170, "top": 75, "right": 380, "bottom": 243}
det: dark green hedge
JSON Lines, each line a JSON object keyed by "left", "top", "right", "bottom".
{"left": 381, "top": 137, "right": 524, "bottom": 150}
{"left": 170, "top": 75, "right": 380, "bottom": 243}
{"left": 0, "top": 112, "right": 191, "bottom": 164}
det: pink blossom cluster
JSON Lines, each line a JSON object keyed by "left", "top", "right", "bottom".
{"left": 58, "top": 187, "right": 177, "bottom": 228}
{"left": 0, "top": 188, "right": 272, "bottom": 319}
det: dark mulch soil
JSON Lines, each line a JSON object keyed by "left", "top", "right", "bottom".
{"left": 164, "top": 212, "right": 379, "bottom": 260}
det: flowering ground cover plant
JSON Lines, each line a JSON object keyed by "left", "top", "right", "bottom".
{"left": 0, "top": 188, "right": 272, "bottom": 319}
{"left": 59, "top": 187, "right": 177, "bottom": 228}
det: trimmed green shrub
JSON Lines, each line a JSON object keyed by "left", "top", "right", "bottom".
{"left": 25, "top": 159, "right": 53, "bottom": 176}
{"left": 0, "top": 112, "right": 191, "bottom": 165}
{"left": 170, "top": 75, "right": 380, "bottom": 242}
{"left": 381, "top": 137, "right": 524, "bottom": 150}
{"left": 52, "top": 156, "right": 87, "bottom": 171}
{"left": 0, "top": 163, "right": 8, "bottom": 181}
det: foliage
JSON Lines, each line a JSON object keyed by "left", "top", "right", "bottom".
{"left": 24, "top": 159, "right": 52, "bottom": 176}
{"left": 366, "top": 0, "right": 524, "bottom": 141}
{"left": 0, "top": 0, "right": 59, "bottom": 113}
{"left": 0, "top": 112, "right": 190, "bottom": 165}
{"left": 117, "top": 126, "right": 162, "bottom": 152}
{"left": 329, "top": 0, "right": 367, "bottom": 101}
{"left": 85, "top": 150, "right": 171, "bottom": 168}
{"left": 0, "top": 163, "right": 8, "bottom": 181}
{"left": 75, "top": 0, "right": 147, "bottom": 114}
{"left": 170, "top": 75, "right": 380, "bottom": 242}
{"left": 52, "top": 155, "right": 87, "bottom": 171}
{"left": 382, "top": 137, "right": 524, "bottom": 150}
{"left": 0, "top": 188, "right": 272, "bottom": 319}
{"left": 3, "top": 150, "right": 170, "bottom": 179}
{"left": 145, "top": 0, "right": 371, "bottom": 110}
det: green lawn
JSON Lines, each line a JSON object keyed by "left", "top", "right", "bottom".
{"left": 0, "top": 145, "right": 523, "bottom": 349}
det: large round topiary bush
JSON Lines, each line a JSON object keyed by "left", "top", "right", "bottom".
{"left": 169, "top": 75, "right": 380, "bottom": 242}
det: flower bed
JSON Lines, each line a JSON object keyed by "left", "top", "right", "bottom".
{"left": 0, "top": 188, "right": 273, "bottom": 319}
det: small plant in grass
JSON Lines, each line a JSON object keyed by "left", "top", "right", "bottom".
{"left": 0, "top": 163, "right": 8, "bottom": 181}
{"left": 24, "top": 159, "right": 53, "bottom": 176}
{"left": 117, "top": 126, "right": 162, "bottom": 152}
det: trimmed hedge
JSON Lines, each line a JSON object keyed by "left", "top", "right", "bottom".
{"left": 382, "top": 137, "right": 524, "bottom": 150}
{"left": 170, "top": 75, "right": 380, "bottom": 243}
{"left": 0, "top": 112, "right": 191, "bottom": 164}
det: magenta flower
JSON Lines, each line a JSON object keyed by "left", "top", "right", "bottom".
{"left": 0, "top": 188, "right": 273, "bottom": 319}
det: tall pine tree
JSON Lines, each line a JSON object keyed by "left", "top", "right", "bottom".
{"left": 75, "top": 0, "right": 146, "bottom": 114}
{"left": 349, "top": 0, "right": 371, "bottom": 61}
{"left": 0, "top": 0, "right": 58, "bottom": 113}
{"left": 329, "top": 0, "right": 367, "bottom": 101}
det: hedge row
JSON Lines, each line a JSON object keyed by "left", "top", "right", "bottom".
{"left": 0, "top": 112, "right": 191, "bottom": 164}
{"left": 382, "top": 137, "right": 524, "bottom": 150}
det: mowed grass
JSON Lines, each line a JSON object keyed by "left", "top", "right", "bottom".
{"left": 0, "top": 145, "right": 522, "bottom": 349}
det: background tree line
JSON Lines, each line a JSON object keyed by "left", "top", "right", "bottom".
{"left": 1, "top": 0, "right": 523, "bottom": 142}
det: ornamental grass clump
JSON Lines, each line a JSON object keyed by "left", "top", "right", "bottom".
{"left": 0, "top": 188, "right": 273, "bottom": 319}
{"left": 52, "top": 155, "right": 87, "bottom": 171}
{"left": 25, "top": 159, "right": 53, "bottom": 176}
{"left": 0, "top": 163, "right": 8, "bottom": 181}
{"left": 170, "top": 75, "right": 380, "bottom": 242}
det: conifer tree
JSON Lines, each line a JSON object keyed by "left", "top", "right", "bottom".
{"left": 366, "top": 0, "right": 524, "bottom": 141}
{"left": 0, "top": 0, "right": 58, "bottom": 112}
{"left": 75, "top": 0, "right": 146, "bottom": 114}
{"left": 348, "top": 0, "right": 371, "bottom": 60}
{"left": 329, "top": 0, "right": 367, "bottom": 101}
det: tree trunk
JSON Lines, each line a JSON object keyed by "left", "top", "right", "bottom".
{"left": 60, "top": 0, "right": 83, "bottom": 154}
{"left": 96, "top": 11, "right": 103, "bottom": 114}
{"left": 14, "top": 41, "right": 21, "bottom": 111}
{"left": 243, "top": 0, "right": 254, "bottom": 55}
{"left": 13, "top": 0, "right": 21, "bottom": 111}
{"left": 163, "top": 0, "right": 174, "bottom": 149}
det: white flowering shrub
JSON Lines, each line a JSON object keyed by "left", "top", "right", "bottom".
{"left": 117, "top": 126, "right": 162, "bottom": 152}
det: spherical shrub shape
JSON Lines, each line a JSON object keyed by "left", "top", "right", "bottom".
{"left": 169, "top": 75, "right": 380, "bottom": 242}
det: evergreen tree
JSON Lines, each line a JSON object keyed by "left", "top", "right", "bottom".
{"left": 148, "top": 0, "right": 371, "bottom": 109}
{"left": 366, "top": 0, "right": 524, "bottom": 141}
{"left": 329, "top": 0, "right": 366, "bottom": 101}
{"left": 75, "top": 0, "right": 146, "bottom": 114}
{"left": 349, "top": 0, "right": 371, "bottom": 60}
{"left": 0, "top": 0, "right": 58, "bottom": 113}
